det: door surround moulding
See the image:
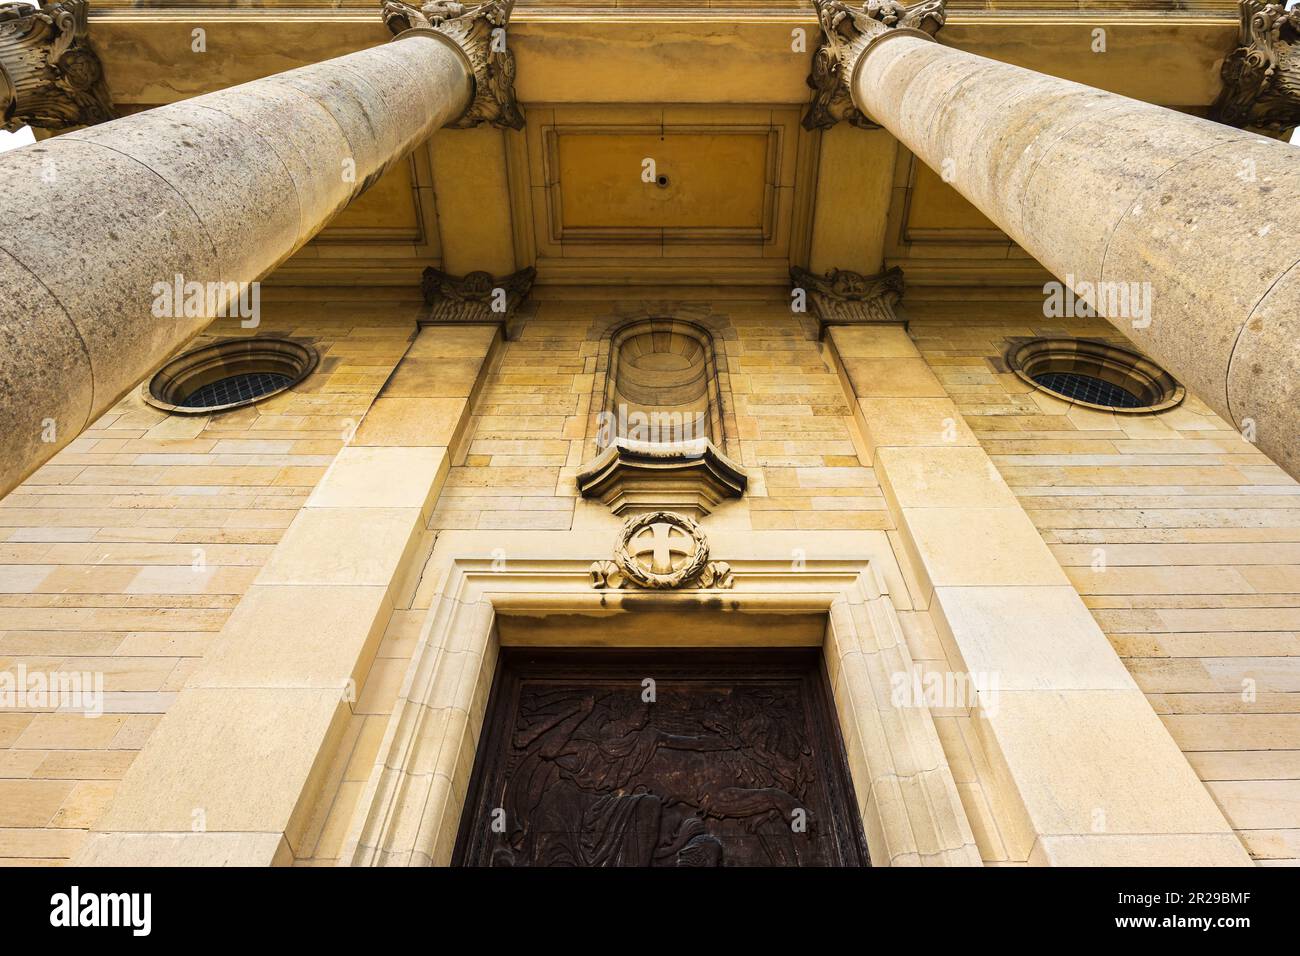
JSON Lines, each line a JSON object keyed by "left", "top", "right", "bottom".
{"left": 338, "top": 533, "right": 983, "bottom": 867}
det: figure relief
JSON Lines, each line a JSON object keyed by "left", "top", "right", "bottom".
{"left": 490, "top": 683, "right": 822, "bottom": 867}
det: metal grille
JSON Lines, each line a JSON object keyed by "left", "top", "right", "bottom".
{"left": 179, "top": 372, "right": 293, "bottom": 409}
{"left": 1032, "top": 371, "right": 1142, "bottom": 409}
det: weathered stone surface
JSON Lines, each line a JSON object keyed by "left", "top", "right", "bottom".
{"left": 0, "top": 137, "right": 217, "bottom": 426}
{"left": 1226, "top": 261, "right": 1300, "bottom": 470}
{"left": 77, "top": 831, "right": 291, "bottom": 867}
{"left": 848, "top": 24, "right": 1300, "bottom": 480}
{"left": 176, "top": 82, "right": 359, "bottom": 247}
{"left": 92, "top": 686, "right": 349, "bottom": 852}
{"left": 0, "top": 250, "right": 94, "bottom": 486}
{"left": 65, "top": 102, "right": 301, "bottom": 288}
{"left": 0, "top": 28, "right": 477, "bottom": 498}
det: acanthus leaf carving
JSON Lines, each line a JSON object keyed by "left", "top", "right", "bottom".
{"left": 382, "top": 0, "right": 524, "bottom": 130}
{"left": 697, "top": 560, "right": 734, "bottom": 590}
{"left": 0, "top": 0, "right": 113, "bottom": 132}
{"left": 589, "top": 560, "right": 626, "bottom": 590}
{"left": 419, "top": 265, "right": 535, "bottom": 329}
{"left": 791, "top": 264, "right": 905, "bottom": 331}
{"left": 802, "top": 0, "right": 947, "bottom": 131}
{"left": 1211, "top": 0, "right": 1300, "bottom": 134}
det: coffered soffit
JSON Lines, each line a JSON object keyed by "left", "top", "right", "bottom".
{"left": 84, "top": 9, "right": 1242, "bottom": 290}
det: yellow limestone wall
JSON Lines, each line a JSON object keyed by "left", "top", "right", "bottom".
{"left": 0, "top": 294, "right": 421, "bottom": 864}
{"left": 1, "top": 289, "right": 1291, "bottom": 865}
{"left": 907, "top": 299, "right": 1300, "bottom": 866}
{"left": 292, "top": 290, "right": 923, "bottom": 865}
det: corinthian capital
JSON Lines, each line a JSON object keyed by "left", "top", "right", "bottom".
{"left": 802, "top": 0, "right": 946, "bottom": 131}
{"left": 0, "top": 0, "right": 113, "bottom": 132}
{"left": 1211, "top": 0, "right": 1300, "bottom": 134}
{"left": 382, "top": 0, "right": 523, "bottom": 130}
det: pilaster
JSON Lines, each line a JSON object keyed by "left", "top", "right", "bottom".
{"left": 826, "top": 324, "right": 1252, "bottom": 866}
{"left": 76, "top": 324, "right": 501, "bottom": 866}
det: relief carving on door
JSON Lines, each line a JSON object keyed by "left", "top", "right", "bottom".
{"left": 454, "top": 650, "right": 869, "bottom": 867}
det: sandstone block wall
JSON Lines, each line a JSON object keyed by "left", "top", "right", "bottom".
{"left": 0, "top": 293, "right": 420, "bottom": 864}
{"left": 907, "top": 299, "right": 1300, "bottom": 866}
{"left": 1, "top": 288, "right": 1292, "bottom": 866}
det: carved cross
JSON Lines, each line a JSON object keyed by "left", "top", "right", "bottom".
{"left": 628, "top": 521, "right": 695, "bottom": 574}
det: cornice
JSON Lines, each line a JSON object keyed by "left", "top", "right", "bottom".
{"left": 88, "top": 9, "right": 1240, "bottom": 23}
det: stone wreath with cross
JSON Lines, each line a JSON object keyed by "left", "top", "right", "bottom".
{"left": 591, "top": 511, "right": 734, "bottom": 590}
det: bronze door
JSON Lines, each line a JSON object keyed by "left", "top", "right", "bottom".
{"left": 454, "top": 649, "right": 869, "bottom": 867}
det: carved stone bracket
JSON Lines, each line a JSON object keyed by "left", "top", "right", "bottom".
{"left": 382, "top": 0, "right": 524, "bottom": 130}
{"left": 791, "top": 265, "right": 905, "bottom": 334}
{"left": 0, "top": 0, "right": 113, "bottom": 132}
{"left": 576, "top": 437, "right": 747, "bottom": 519}
{"left": 1211, "top": 0, "right": 1300, "bottom": 133}
{"left": 802, "top": 0, "right": 947, "bottom": 131}
{"left": 418, "top": 265, "right": 535, "bottom": 335}
{"left": 590, "top": 511, "right": 734, "bottom": 590}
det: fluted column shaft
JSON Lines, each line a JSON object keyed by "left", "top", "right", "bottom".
{"left": 850, "top": 30, "right": 1300, "bottom": 476}
{"left": 0, "top": 30, "right": 473, "bottom": 497}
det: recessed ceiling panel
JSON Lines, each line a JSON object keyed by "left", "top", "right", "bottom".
{"left": 554, "top": 129, "right": 771, "bottom": 235}
{"left": 520, "top": 105, "right": 804, "bottom": 277}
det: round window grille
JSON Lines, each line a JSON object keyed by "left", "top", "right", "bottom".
{"left": 1007, "top": 338, "right": 1183, "bottom": 413}
{"left": 143, "top": 338, "right": 318, "bottom": 415}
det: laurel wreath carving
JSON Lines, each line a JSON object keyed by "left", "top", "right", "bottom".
{"left": 612, "top": 511, "right": 710, "bottom": 590}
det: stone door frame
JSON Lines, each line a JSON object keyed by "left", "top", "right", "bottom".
{"left": 339, "top": 531, "right": 982, "bottom": 867}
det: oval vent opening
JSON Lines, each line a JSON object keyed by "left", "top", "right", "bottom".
{"left": 1007, "top": 338, "right": 1183, "bottom": 413}
{"left": 144, "top": 337, "right": 318, "bottom": 415}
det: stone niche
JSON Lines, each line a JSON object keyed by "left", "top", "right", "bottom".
{"left": 577, "top": 318, "right": 746, "bottom": 518}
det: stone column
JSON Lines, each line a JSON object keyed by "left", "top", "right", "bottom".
{"left": 808, "top": 0, "right": 1300, "bottom": 478}
{"left": 0, "top": 0, "right": 522, "bottom": 499}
